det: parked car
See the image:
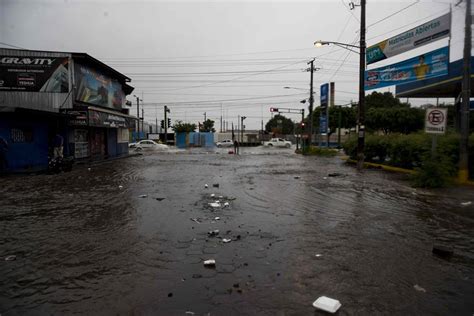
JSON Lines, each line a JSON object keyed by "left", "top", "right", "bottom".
{"left": 263, "top": 138, "right": 292, "bottom": 148}
{"left": 129, "top": 140, "right": 168, "bottom": 151}
{"left": 216, "top": 139, "right": 234, "bottom": 148}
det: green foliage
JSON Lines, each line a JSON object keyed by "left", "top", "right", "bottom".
{"left": 365, "top": 107, "right": 425, "bottom": 134}
{"left": 172, "top": 120, "right": 197, "bottom": 133}
{"left": 312, "top": 106, "right": 357, "bottom": 134}
{"left": 412, "top": 155, "right": 455, "bottom": 188}
{"left": 265, "top": 114, "right": 295, "bottom": 134}
{"left": 200, "top": 119, "right": 216, "bottom": 133}
{"left": 303, "top": 146, "right": 338, "bottom": 157}
{"left": 342, "top": 133, "right": 474, "bottom": 181}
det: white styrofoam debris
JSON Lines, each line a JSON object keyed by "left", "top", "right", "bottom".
{"left": 222, "top": 238, "right": 232, "bottom": 243}
{"left": 461, "top": 201, "right": 472, "bottom": 206}
{"left": 139, "top": 194, "right": 147, "bottom": 198}
{"left": 223, "top": 202, "right": 230, "bottom": 207}
{"left": 209, "top": 202, "right": 221, "bottom": 208}
{"left": 210, "top": 194, "right": 215, "bottom": 198}
{"left": 203, "top": 259, "right": 216, "bottom": 266}
{"left": 414, "top": 284, "right": 426, "bottom": 292}
{"left": 312, "top": 296, "right": 341, "bottom": 313}
{"left": 204, "top": 184, "right": 209, "bottom": 188}
{"left": 214, "top": 217, "right": 220, "bottom": 220}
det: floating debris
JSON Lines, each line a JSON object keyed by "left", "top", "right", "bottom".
{"left": 294, "top": 176, "right": 300, "bottom": 179}
{"left": 185, "top": 312, "right": 195, "bottom": 315}
{"left": 210, "top": 194, "right": 215, "bottom": 198}
{"left": 213, "top": 183, "right": 219, "bottom": 188}
{"left": 209, "top": 202, "right": 221, "bottom": 208}
{"left": 190, "top": 218, "right": 201, "bottom": 224}
{"left": 214, "top": 217, "right": 220, "bottom": 220}
{"left": 155, "top": 197, "right": 165, "bottom": 201}
{"left": 315, "top": 254, "right": 322, "bottom": 257}
{"left": 138, "top": 194, "right": 147, "bottom": 198}
{"left": 208, "top": 230, "right": 220, "bottom": 237}
{"left": 204, "top": 184, "right": 209, "bottom": 188}
{"left": 223, "top": 202, "right": 230, "bottom": 207}
{"left": 87, "top": 168, "right": 91, "bottom": 171}
{"left": 414, "top": 284, "right": 426, "bottom": 293}
{"left": 167, "top": 292, "right": 173, "bottom": 297}
{"left": 118, "top": 185, "right": 123, "bottom": 189}
{"left": 328, "top": 172, "right": 343, "bottom": 177}
{"left": 312, "top": 296, "right": 341, "bottom": 313}
{"left": 323, "top": 177, "right": 328, "bottom": 180}
{"left": 4, "top": 255, "right": 16, "bottom": 261}
{"left": 222, "top": 238, "right": 232, "bottom": 243}
{"left": 461, "top": 201, "right": 472, "bottom": 206}
{"left": 203, "top": 259, "right": 216, "bottom": 267}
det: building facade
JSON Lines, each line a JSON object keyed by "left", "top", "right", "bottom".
{"left": 0, "top": 48, "right": 135, "bottom": 172}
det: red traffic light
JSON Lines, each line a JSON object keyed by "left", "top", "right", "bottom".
{"left": 270, "top": 107, "right": 279, "bottom": 112}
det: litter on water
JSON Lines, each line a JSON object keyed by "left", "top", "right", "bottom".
{"left": 139, "top": 194, "right": 147, "bottom": 198}
{"left": 323, "top": 177, "right": 328, "bottom": 180}
{"left": 209, "top": 202, "right": 221, "bottom": 208}
{"left": 222, "top": 238, "right": 232, "bottom": 243}
{"left": 223, "top": 202, "right": 230, "bottom": 207}
{"left": 214, "top": 217, "right": 220, "bottom": 220}
{"left": 213, "top": 184, "right": 219, "bottom": 188}
{"left": 118, "top": 185, "right": 123, "bottom": 189}
{"left": 461, "top": 201, "right": 472, "bottom": 206}
{"left": 414, "top": 284, "right": 426, "bottom": 292}
{"left": 4, "top": 255, "right": 16, "bottom": 261}
{"left": 312, "top": 296, "right": 341, "bottom": 313}
{"left": 208, "top": 230, "right": 220, "bottom": 236}
{"left": 315, "top": 254, "right": 322, "bottom": 257}
{"left": 204, "top": 184, "right": 209, "bottom": 188}
{"left": 190, "top": 218, "right": 201, "bottom": 224}
{"left": 204, "top": 259, "right": 216, "bottom": 267}
{"left": 210, "top": 194, "right": 215, "bottom": 198}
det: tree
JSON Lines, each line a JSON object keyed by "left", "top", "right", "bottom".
{"left": 311, "top": 106, "right": 357, "bottom": 134}
{"left": 172, "top": 120, "right": 196, "bottom": 133}
{"left": 265, "top": 114, "right": 295, "bottom": 135}
{"left": 200, "top": 119, "right": 215, "bottom": 133}
{"left": 365, "top": 91, "right": 409, "bottom": 108}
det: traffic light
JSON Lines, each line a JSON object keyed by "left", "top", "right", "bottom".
{"left": 160, "top": 120, "right": 164, "bottom": 129}
{"left": 270, "top": 107, "right": 279, "bottom": 112}
{"left": 301, "top": 122, "right": 305, "bottom": 131}
{"left": 167, "top": 118, "right": 171, "bottom": 127}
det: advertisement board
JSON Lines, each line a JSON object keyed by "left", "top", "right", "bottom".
{"left": 0, "top": 56, "right": 69, "bottom": 92}
{"left": 425, "top": 108, "right": 447, "bottom": 134}
{"left": 366, "top": 13, "right": 450, "bottom": 65}
{"left": 319, "top": 115, "right": 328, "bottom": 134}
{"left": 365, "top": 46, "right": 449, "bottom": 90}
{"left": 88, "top": 110, "right": 135, "bottom": 129}
{"left": 320, "top": 83, "right": 329, "bottom": 108}
{"left": 75, "top": 63, "right": 125, "bottom": 109}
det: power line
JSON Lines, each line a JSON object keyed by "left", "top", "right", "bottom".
{"left": 367, "top": 0, "right": 421, "bottom": 29}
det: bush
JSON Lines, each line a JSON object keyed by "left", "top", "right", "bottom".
{"left": 342, "top": 132, "right": 474, "bottom": 180}
{"left": 412, "top": 155, "right": 455, "bottom": 188}
{"left": 304, "top": 146, "right": 338, "bottom": 157}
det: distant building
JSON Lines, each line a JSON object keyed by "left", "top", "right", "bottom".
{"left": 0, "top": 48, "right": 135, "bottom": 172}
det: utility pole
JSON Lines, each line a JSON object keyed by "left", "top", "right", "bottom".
{"left": 204, "top": 112, "right": 207, "bottom": 122}
{"left": 241, "top": 116, "right": 246, "bottom": 143}
{"left": 133, "top": 95, "right": 142, "bottom": 141}
{"left": 459, "top": 0, "right": 471, "bottom": 182}
{"left": 164, "top": 105, "right": 170, "bottom": 143}
{"left": 356, "top": 0, "right": 367, "bottom": 171}
{"left": 237, "top": 115, "right": 240, "bottom": 140}
{"left": 308, "top": 58, "right": 315, "bottom": 146}
{"left": 141, "top": 108, "right": 144, "bottom": 138}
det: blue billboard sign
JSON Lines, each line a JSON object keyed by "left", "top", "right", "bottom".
{"left": 365, "top": 46, "right": 449, "bottom": 90}
{"left": 320, "top": 83, "right": 329, "bottom": 108}
{"left": 319, "top": 115, "right": 328, "bottom": 134}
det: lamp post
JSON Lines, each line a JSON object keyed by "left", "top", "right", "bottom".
{"left": 313, "top": 0, "right": 366, "bottom": 170}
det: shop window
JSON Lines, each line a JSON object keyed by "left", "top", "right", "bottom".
{"left": 11, "top": 128, "right": 33, "bottom": 143}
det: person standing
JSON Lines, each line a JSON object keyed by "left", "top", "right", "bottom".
{"left": 53, "top": 133, "right": 64, "bottom": 159}
{"left": 233, "top": 139, "right": 239, "bottom": 155}
{"left": 0, "top": 136, "right": 8, "bottom": 173}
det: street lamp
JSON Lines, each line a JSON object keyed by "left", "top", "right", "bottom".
{"left": 313, "top": 0, "right": 366, "bottom": 171}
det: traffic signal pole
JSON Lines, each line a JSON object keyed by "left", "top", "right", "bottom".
{"left": 356, "top": 0, "right": 366, "bottom": 171}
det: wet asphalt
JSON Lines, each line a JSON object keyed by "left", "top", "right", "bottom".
{"left": 1, "top": 146, "right": 474, "bottom": 315}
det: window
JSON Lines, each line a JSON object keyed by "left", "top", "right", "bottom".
{"left": 11, "top": 128, "right": 33, "bottom": 143}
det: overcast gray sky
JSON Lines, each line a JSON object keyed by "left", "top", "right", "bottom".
{"left": 0, "top": 0, "right": 469, "bottom": 129}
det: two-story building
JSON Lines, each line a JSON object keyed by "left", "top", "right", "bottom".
{"left": 0, "top": 48, "right": 135, "bottom": 172}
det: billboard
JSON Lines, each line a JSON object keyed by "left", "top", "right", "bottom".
{"left": 0, "top": 56, "right": 69, "bottom": 92}
{"left": 365, "top": 46, "right": 449, "bottom": 90}
{"left": 75, "top": 63, "right": 125, "bottom": 109}
{"left": 366, "top": 13, "right": 450, "bottom": 65}
{"left": 320, "top": 83, "right": 329, "bottom": 108}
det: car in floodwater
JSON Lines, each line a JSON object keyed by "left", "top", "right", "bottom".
{"left": 262, "top": 138, "right": 292, "bottom": 148}
{"left": 129, "top": 140, "right": 168, "bottom": 151}
{"left": 215, "top": 139, "right": 234, "bottom": 148}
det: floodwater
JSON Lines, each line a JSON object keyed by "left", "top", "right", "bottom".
{"left": 1, "top": 147, "right": 474, "bottom": 315}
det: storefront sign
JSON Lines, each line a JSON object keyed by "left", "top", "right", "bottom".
{"left": 67, "top": 110, "right": 88, "bottom": 126}
{"left": 88, "top": 110, "right": 135, "bottom": 128}
{"left": 75, "top": 63, "right": 125, "bottom": 110}
{"left": 320, "top": 83, "right": 329, "bottom": 109}
{"left": 365, "top": 46, "right": 449, "bottom": 90}
{"left": 366, "top": 13, "right": 450, "bottom": 65}
{"left": 0, "top": 56, "right": 69, "bottom": 92}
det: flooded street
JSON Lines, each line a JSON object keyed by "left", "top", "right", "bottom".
{"left": 1, "top": 148, "right": 474, "bottom": 315}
